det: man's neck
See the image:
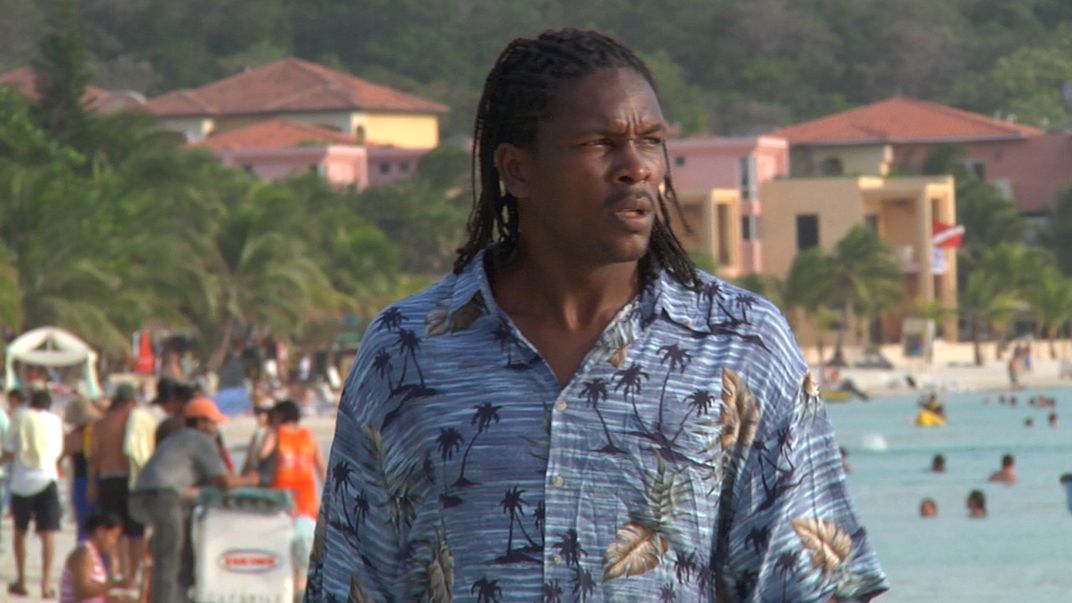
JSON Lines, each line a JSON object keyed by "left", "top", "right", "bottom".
{"left": 491, "top": 250, "right": 641, "bottom": 331}
{"left": 489, "top": 248, "right": 644, "bottom": 387}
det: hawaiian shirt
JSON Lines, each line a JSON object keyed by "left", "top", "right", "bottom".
{"left": 307, "top": 251, "right": 888, "bottom": 602}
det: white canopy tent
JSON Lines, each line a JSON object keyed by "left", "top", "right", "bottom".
{"left": 4, "top": 326, "right": 103, "bottom": 399}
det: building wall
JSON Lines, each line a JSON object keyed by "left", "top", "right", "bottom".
{"left": 790, "top": 143, "right": 893, "bottom": 177}
{"left": 214, "top": 146, "right": 370, "bottom": 188}
{"left": 356, "top": 113, "right": 440, "bottom": 149}
{"left": 159, "top": 116, "right": 215, "bottom": 142}
{"left": 761, "top": 176, "right": 957, "bottom": 345}
{"left": 665, "top": 136, "right": 788, "bottom": 274}
{"left": 671, "top": 189, "right": 742, "bottom": 277}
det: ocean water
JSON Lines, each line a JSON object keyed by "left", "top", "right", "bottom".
{"left": 827, "top": 388, "right": 1072, "bottom": 603}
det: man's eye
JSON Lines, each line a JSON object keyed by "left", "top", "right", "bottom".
{"left": 585, "top": 139, "right": 612, "bottom": 147}
{"left": 642, "top": 137, "right": 663, "bottom": 145}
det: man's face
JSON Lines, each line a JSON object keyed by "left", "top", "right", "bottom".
{"left": 505, "top": 68, "right": 668, "bottom": 269}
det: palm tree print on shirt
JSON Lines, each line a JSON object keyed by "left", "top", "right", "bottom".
{"left": 580, "top": 378, "right": 624, "bottom": 454}
{"left": 470, "top": 576, "right": 502, "bottom": 603}
{"left": 435, "top": 427, "right": 464, "bottom": 507}
{"left": 453, "top": 402, "right": 502, "bottom": 488}
{"left": 495, "top": 486, "right": 540, "bottom": 564}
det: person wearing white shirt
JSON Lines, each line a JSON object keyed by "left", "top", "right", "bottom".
{"left": 2, "top": 389, "right": 65, "bottom": 598}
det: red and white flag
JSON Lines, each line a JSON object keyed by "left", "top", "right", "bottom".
{"left": 932, "top": 219, "right": 965, "bottom": 249}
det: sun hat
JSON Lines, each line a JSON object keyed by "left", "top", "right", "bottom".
{"left": 184, "top": 397, "right": 228, "bottom": 423}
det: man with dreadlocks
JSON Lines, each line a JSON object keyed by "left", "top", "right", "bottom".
{"left": 309, "top": 29, "right": 887, "bottom": 601}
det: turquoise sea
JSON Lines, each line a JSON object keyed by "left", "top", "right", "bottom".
{"left": 827, "top": 388, "right": 1072, "bottom": 603}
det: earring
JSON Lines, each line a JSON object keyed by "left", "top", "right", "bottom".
{"left": 498, "top": 180, "right": 507, "bottom": 196}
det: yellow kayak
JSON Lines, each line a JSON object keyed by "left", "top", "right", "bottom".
{"left": 915, "top": 409, "right": 947, "bottom": 427}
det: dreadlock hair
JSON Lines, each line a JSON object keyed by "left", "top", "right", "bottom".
{"left": 453, "top": 28, "right": 701, "bottom": 290}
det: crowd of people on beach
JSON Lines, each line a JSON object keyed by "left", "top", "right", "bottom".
{"left": 0, "top": 360, "right": 329, "bottom": 602}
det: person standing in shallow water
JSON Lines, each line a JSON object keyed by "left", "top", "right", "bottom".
{"left": 308, "top": 29, "right": 887, "bottom": 601}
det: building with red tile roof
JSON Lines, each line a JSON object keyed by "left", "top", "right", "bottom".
{"left": 0, "top": 66, "right": 145, "bottom": 113}
{"left": 191, "top": 118, "right": 429, "bottom": 190}
{"left": 145, "top": 58, "right": 448, "bottom": 148}
{"left": 770, "top": 96, "right": 1070, "bottom": 215}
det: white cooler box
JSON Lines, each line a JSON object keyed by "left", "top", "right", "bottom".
{"left": 192, "top": 489, "right": 296, "bottom": 603}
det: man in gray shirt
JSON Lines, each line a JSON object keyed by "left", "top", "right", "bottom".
{"left": 129, "top": 397, "right": 255, "bottom": 603}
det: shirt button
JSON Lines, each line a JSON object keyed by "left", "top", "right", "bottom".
{"left": 551, "top": 554, "right": 563, "bottom": 565}
{"left": 555, "top": 399, "right": 568, "bottom": 412}
{"left": 553, "top": 475, "right": 565, "bottom": 488}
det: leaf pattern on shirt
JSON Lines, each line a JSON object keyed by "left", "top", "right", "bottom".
{"left": 427, "top": 292, "right": 488, "bottom": 337}
{"left": 608, "top": 343, "right": 630, "bottom": 368}
{"left": 791, "top": 517, "right": 853, "bottom": 574}
{"left": 718, "top": 367, "right": 761, "bottom": 450}
{"left": 800, "top": 371, "right": 824, "bottom": 418}
{"left": 603, "top": 521, "right": 670, "bottom": 581}
{"left": 347, "top": 575, "right": 373, "bottom": 603}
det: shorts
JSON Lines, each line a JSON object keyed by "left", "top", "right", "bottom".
{"left": 11, "top": 481, "right": 62, "bottom": 533}
{"left": 99, "top": 476, "right": 146, "bottom": 538}
{"left": 291, "top": 515, "right": 316, "bottom": 571}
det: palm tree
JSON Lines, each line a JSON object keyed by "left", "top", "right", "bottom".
{"left": 372, "top": 349, "right": 394, "bottom": 390}
{"left": 1025, "top": 268, "right": 1072, "bottom": 358}
{"left": 959, "top": 270, "right": 1020, "bottom": 365}
{"left": 581, "top": 378, "right": 622, "bottom": 454}
{"left": 656, "top": 344, "right": 691, "bottom": 432}
{"left": 395, "top": 328, "right": 424, "bottom": 386}
{"left": 553, "top": 529, "right": 587, "bottom": 568}
{"left": 500, "top": 487, "right": 535, "bottom": 554}
{"left": 613, "top": 363, "right": 650, "bottom": 430}
{"left": 673, "top": 550, "right": 696, "bottom": 584}
{"left": 975, "top": 243, "right": 1051, "bottom": 358}
{"left": 543, "top": 580, "right": 563, "bottom": 603}
{"left": 659, "top": 583, "right": 677, "bottom": 602}
{"left": 435, "top": 427, "right": 464, "bottom": 502}
{"left": 470, "top": 576, "right": 502, "bottom": 603}
{"left": 572, "top": 568, "right": 596, "bottom": 602}
{"left": 827, "top": 225, "right": 903, "bottom": 349}
{"left": 782, "top": 247, "right": 838, "bottom": 362}
{"left": 454, "top": 403, "right": 501, "bottom": 487}
{"left": 734, "top": 272, "right": 784, "bottom": 309}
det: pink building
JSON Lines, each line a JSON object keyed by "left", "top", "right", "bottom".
{"left": 193, "top": 118, "right": 429, "bottom": 190}
{"left": 666, "top": 136, "right": 790, "bottom": 273}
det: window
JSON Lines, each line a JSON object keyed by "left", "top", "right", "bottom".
{"left": 741, "top": 216, "right": 762, "bottom": 241}
{"left": 400, "top": 162, "right": 410, "bottom": 173}
{"left": 739, "top": 156, "right": 757, "bottom": 200}
{"left": 796, "top": 214, "right": 819, "bottom": 250}
{"left": 865, "top": 214, "right": 879, "bottom": 232}
{"left": 963, "top": 159, "right": 986, "bottom": 179}
{"left": 242, "top": 164, "right": 255, "bottom": 174}
{"left": 379, "top": 162, "right": 391, "bottom": 175}
{"left": 819, "top": 157, "right": 844, "bottom": 176}
{"left": 355, "top": 126, "right": 366, "bottom": 145}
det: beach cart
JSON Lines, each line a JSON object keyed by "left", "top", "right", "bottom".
{"left": 191, "top": 488, "right": 296, "bottom": 603}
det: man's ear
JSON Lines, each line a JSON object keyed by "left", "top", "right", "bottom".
{"left": 494, "top": 143, "right": 530, "bottom": 199}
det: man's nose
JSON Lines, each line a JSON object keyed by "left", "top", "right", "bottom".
{"left": 614, "top": 143, "right": 652, "bottom": 184}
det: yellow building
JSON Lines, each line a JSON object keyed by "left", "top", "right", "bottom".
{"left": 670, "top": 190, "right": 743, "bottom": 278}
{"left": 145, "top": 58, "right": 448, "bottom": 147}
{"left": 760, "top": 176, "right": 958, "bottom": 343}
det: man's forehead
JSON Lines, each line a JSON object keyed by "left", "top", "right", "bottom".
{"left": 543, "top": 68, "right": 665, "bottom": 127}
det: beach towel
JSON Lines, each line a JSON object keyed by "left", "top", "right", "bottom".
{"left": 123, "top": 406, "right": 157, "bottom": 488}
{"left": 17, "top": 409, "right": 63, "bottom": 470}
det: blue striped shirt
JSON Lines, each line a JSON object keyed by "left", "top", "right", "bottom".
{"left": 307, "top": 252, "right": 888, "bottom": 602}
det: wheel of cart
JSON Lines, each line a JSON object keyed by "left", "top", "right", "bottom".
{"left": 191, "top": 487, "right": 296, "bottom": 603}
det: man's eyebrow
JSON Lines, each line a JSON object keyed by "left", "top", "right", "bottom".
{"left": 575, "top": 123, "right": 668, "bottom": 137}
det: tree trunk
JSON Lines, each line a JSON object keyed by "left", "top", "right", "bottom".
{"left": 208, "top": 314, "right": 237, "bottom": 371}
{"left": 1048, "top": 326, "right": 1057, "bottom": 359}
{"left": 972, "top": 317, "right": 983, "bottom": 366}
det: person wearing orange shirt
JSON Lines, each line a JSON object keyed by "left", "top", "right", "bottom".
{"left": 257, "top": 400, "right": 325, "bottom": 592}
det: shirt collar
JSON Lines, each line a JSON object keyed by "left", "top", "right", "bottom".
{"left": 452, "top": 249, "right": 714, "bottom": 336}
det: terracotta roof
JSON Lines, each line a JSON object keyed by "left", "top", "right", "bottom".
{"left": 191, "top": 118, "right": 359, "bottom": 150}
{"left": 0, "top": 67, "right": 110, "bottom": 106}
{"left": 146, "top": 58, "right": 449, "bottom": 117}
{"left": 769, "top": 97, "right": 1043, "bottom": 144}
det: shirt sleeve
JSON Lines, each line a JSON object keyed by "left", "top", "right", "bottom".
{"left": 193, "top": 433, "right": 228, "bottom": 480}
{"left": 715, "top": 310, "right": 888, "bottom": 602}
{"left": 304, "top": 317, "right": 421, "bottom": 602}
